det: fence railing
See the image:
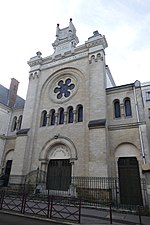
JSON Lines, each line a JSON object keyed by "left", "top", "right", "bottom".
{"left": 0, "top": 173, "right": 149, "bottom": 212}
{"left": 0, "top": 190, "right": 81, "bottom": 223}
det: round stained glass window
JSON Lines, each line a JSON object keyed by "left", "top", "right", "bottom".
{"left": 54, "top": 78, "right": 75, "bottom": 99}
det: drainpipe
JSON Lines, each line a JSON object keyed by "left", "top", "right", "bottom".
{"left": 133, "top": 81, "right": 146, "bottom": 164}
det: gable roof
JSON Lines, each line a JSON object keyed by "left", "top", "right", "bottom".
{"left": 0, "top": 84, "right": 25, "bottom": 109}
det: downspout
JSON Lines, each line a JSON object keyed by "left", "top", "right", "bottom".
{"left": 133, "top": 81, "right": 146, "bottom": 164}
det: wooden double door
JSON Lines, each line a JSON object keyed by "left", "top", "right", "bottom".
{"left": 46, "top": 159, "right": 72, "bottom": 191}
{"left": 118, "top": 157, "right": 143, "bottom": 205}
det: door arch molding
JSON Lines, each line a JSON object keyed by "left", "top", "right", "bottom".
{"left": 39, "top": 135, "right": 77, "bottom": 161}
{"left": 115, "top": 142, "right": 140, "bottom": 159}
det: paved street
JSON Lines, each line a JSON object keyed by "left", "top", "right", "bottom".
{"left": 0, "top": 212, "right": 71, "bottom": 225}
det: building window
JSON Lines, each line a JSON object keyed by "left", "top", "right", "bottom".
{"left": 124, "top": 98, "right": 132, "bottom": 117}
{"left": 54, "top": 78, "right": 75, "bottom": 99}
{"left": 50, "top": 109, "right": 55, "bottom": 125}
{"left": 68, "top": 106, "right": 74, "bottom": 123}
{"left": 59, "top": 108, "right": 64, "bottom": 124}
{"left": 148, "top": 108, "right": 150, "bottom": 118}
{"left": 146, "top": 92, "right": 150, "bottom": 101}
{"left": 114, "top": 100, "right": 121, "bottom": 118}
{"left": 77, "top": 105, "right": 83, "bottom": 122}
{"left": 11, "top": 116, "right": 17, "bottom": 131}
{"left": 18, "top": 115, "right": 22, "bottom": 130}
{"left": 40, "top": 110, "right": 47, "bottom": 126}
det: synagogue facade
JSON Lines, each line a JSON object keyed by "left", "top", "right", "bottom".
{"left": 0, "top": 19, "right": 150, "bottom": 205}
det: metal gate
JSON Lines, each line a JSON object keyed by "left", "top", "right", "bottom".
{"left": 118, "top": 157, "right": 143, "bottom": 205}
{"left": 46, "top": 159, "right": 71, "bottom": 191}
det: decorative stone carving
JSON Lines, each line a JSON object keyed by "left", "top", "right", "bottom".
{"left": 85, "top": 30, "right": 108, "bottom": 49}
{"left": 50, "top": 145, "right": 70, "bottom": 159}
{"left": 52, "top": 19, "right": 79, "bottom": 57}
{"left": 29, "top": 71, "right": 40, "bottom": 80}
{"left": 89, "top": 52, "right": 103, "bottom": 63}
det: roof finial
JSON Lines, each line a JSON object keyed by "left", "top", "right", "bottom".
{"left": 56, "top": 23, "right": 60, "bottom": 37}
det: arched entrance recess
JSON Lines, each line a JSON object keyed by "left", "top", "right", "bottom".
{"left": 3, "top": 149, "right": 14, "bottom": 186}
{"left": 115, "top": 143, "right": 143, "bottom": 205}
{"left": 39, "top": 136, "right": 77, "bottom": 191}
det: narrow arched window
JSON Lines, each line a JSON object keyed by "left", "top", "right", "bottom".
{"left": 68, "top": 106, "right": 74, "bottom": 123}
{"left": 11, "top": 116, "right": 17, "bottom": 131}
{"left": 77, "top": 105, "right": 83, "bottom": 122}
{"left": 114, "top": 100, "right": 121, "bottom": 118}
{"left": 18, "top": 115, "right": 22, "bottom": 130}
{"left": 124, "top": 98, "right": 132, "bottom": 117}
{"left": 59, "top": 108, "right": 64, "bottom": 124}
{"left": 50, "top": 109, "right": 55, "bottom": 125}
{"left": 40, "top": 110, "right": 47, "bottom": 127}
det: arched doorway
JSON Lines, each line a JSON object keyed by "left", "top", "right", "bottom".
{"left": 46, "top": 159, "right": 71, "bottom": 191}
{"left": 115, "top": 143, "right": 143, "bottom": 206}
{"left": 3, "top": 150, "right": 14, "bottom": 186}
{"left": 118, "top": 157, "right": 143, "bottom": 205}
{"left": 39, "top": 136, "right": 77, "bottom": 191}
{"left": 3, "top": 160, "right": 12, "bottom": 186}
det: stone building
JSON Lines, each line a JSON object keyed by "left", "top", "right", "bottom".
{"left": 0, "top": 19, "right": 150, "bottom": 205}
{"left": 0, "top": 78, "right": 24, "bottom": 185}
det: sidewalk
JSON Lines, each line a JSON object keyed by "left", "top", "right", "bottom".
{"left": 78, "top": 207, "right": 150, "bottom": 225}
{"left": 1, "top": 207, "right": 150, "bottom": 225}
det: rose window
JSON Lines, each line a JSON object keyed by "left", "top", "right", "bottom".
{"left": 54, "top": 78, "right": 75, "bottom": 99}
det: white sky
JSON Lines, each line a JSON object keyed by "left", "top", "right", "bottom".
{"left": 0, "top": 0, "right": 150, "bottom": 99}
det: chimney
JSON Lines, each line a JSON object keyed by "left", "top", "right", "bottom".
{"left": 8, "top": 78, "right": 19, "bottom": 107}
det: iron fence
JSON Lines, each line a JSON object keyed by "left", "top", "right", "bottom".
{"left": 0, "top": 172, "right": 149, "bottom": 212}
{"left": 0, "top": 190, "right": 81, "bottom": 223}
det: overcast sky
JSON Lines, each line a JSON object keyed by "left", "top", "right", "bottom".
{"left": 0, "top": 0, "right": 150, "bottom": 99}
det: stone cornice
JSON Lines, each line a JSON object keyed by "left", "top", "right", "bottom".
{"left": 16, "top": 128, "right": 30, "bottom": 136}
{"left": 28, "top": 37, "right": 106, "bottom": 71}
{"left": 28, "top": 58, "right": 43, "bottom": 67}
{"left": 0, "top": 135, "right": 6, "bottom": 140}
{"left": 85, "top": 36, "right": 107, "bottom": 49}
{"left": 85, "top": 32, "right": 108, "bottom": 49}
{"left": 88, "top": 119, "right": 106, "bottom": 129}
{"left": 106, "top": 83, "right": 135, "bottom": 94}
{"left": 0, "top": 135, "right": 16, "bottom": 140}
{"left": 108, "top": 122, "right": 146, "bottom": 130}
{"left": 40, "top": 51, "right": 88, "bottom": 71}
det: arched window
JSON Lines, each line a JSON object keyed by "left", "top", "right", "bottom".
{"left": 40, "top": 110, "right": 47, "bottom": 127}
{"left": 59, "top": 108, "right": 64, "bottom": 124}
{"left": 124, "top": 98, "right": 132, "bottom": 117}
{"left": 77, "top": 105, "right": 83, "bottom": 122}
{"left": 50, "top": 109, "right": 55, "bottom": 125}
{"left": 114, "top": 99, "right": 121, "bottom": 118}
{"left": 11, "top": 116, "right": 17, "bottom": 131}
{"left": 68, "top": 106, "right": 74, "bottom": 123}
{"left": 18, "top": 115, "right": 22, "bottom": 130}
